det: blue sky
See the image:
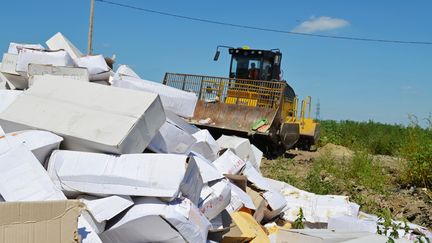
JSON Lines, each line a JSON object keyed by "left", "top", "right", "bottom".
{"left": 1, "top": 0, "right": 431, "bottom": 125}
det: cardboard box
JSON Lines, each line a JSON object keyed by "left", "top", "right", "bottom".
{"left": 8, "top": 42, "right": 44, "bottom": 54}
{"left": 0, "top": 53, "right": 19, "bottom": 75}
{"left": 193, "top": 155, "right": 224, "bottom": 183}
{"left": 16, "top": 49, "right": 74, "bottom": 73}
{"left": 28, "top": 63, "right": 89, "bottom": 86}
{"left": 46, "top": 32, "right": 83, "bottom": 59}
{"left": 246, "top": 186, "right": 267, "bottom": 223}
{"left": 0, "top": 200, "right": 85, "bottom": 243}
{"left": 212, "top": 149, "right": 246, "bottom": 175}
{"left": 243, "top": 163, "right": 287, "bottom": 220}
{"left": 47, "top": 151, "right": 203, "bottom": 203}
{"left": 217, "top": 135, "right": 259, "bottom": 171}
{"left": 147, "top": 119, "right": 197, "bottom": 154}
{"left": 341, "top": 234, "right": 412, "bottom": 243}
{"left": 0, "top": 53, "right": 27, "bottom": 89}
{"left": 208, "top": 210, "right": 248, "bottom": 242}
{"left": 112, "top": 75, "right": 198, "bottom": 118}
{"left": 191, "top": 129, "right": 221, "bottom": 161}
{"left": 166, "top": 109, "right": 200, "bottom": 134}
{"left": 78, "top": 212, "right": 104, "bottom": 242}
{"left": 199, "top": 178, "right": 231, "bottom": 220}
{"left": 0, "top": 90, "right": 21, "bottom": 113}
{"left": 79, "top": 195, "right": 134, "bottom": 223}
{"left": 0, "top": 129, "right": 63, "bottom": 164}
{"left": 100, "top": 197, "right": 211, "bottom": 243}
{"left": 224, "top": 211, "right": 270, "bottom": 243}
{"left": 251, "top": 144, "right": 263, "bottom": 169}
{"left": 275, "top": 229, "right": 372, "bottom": 243}
{"left": 0, "top": 78, "right": 166, "bottom": 154}
{"left": 79, "top": 210, "right": 106, "bottom": 235}
{"left": 225, "top": 174, "right": 248, "bottom": 191}
{"left": 226, "top": 182, "right": 256, "bottom": 213}
{"left": 74, "top": 55, "right": 110, "bottom": 80}
{"left": 0, "top": 70, "right": 6, "bottom": 89}
{"left": 0, "top": 144, "right": 66, "bottom": 201}
{"left": 268, "top": 177, "right": 354, "bottom": 223}
{"left": 328, "top": 215, "right": 377, "bottom": 233}
{"left": 114, "top": 64, "right": 140, "bottom": 79}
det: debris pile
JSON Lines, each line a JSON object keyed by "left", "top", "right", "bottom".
{"left": 0, "top": 33, "right": 430, "bottom": 243}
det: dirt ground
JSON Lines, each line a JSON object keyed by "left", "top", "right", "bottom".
{"left": 261, "top": 143, "right": 432, "bottom": 229}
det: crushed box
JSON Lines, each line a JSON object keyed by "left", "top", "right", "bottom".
{"left": 0, "top": 78, "right": 165, "bottom": 154}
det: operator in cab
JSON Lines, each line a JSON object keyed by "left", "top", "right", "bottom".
{"left": 248, "top": 63, "right": 259, "bottom": 80}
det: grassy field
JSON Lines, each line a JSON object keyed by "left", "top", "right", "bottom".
{"left": 261, "top": 118, "right": 432, "bottom": 227}
{"left": 318, "top": 118, "right": 432, "bottom": 188}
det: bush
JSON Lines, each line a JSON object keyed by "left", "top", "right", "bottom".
{"left": 400, "top": 122, "right": 432, "bottom": 188}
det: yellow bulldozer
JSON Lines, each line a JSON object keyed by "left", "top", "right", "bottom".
{"left": 163, "top": 46, "right": 320, "bottom": 154}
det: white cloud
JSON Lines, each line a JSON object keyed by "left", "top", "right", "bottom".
{"left": 293, "top": 16, "right": 349, "bottom": 34}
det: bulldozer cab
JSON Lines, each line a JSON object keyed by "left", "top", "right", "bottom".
{"left": 218, "top": 47, "right": 282, "bottom": 81}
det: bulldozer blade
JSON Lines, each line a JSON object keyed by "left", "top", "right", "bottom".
{"left": 190, "top": 100, "right": 279, "bottom": 135}
{"left": 280, "top": 122, "right": 300, "bottom": 149}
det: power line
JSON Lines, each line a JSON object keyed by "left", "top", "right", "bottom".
{"left": 95, "top": 0, "right": 432, "bottom": 45}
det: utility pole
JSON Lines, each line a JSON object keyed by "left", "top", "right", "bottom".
{"left": 315, "top": 99, "right": 321, "bottom": 120}
{"left": 87, "top": 0, "right": 95, "bottom": 55}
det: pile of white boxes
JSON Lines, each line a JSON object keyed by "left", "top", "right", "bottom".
{"left": 0, "top": 33, "right": 429, "bottom": 243}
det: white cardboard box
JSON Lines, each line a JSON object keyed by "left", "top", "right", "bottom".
{"left": 0, "top": 53, "right": 27, "bottom": 89}
{"left": 74, "top": 55, "right": 110, "bottom": 80}
{"left": 8, "top": 42, "right": 44, "bottom": 55}
{"left": 328, "top": 215, "right": 377, "bottom": 233}
{"left": 0, "top": 144, "right": 66, "bottom": 201}
{"left": 147, "top": 119, "right": 197, "bottom": 154}
{"left": 275, "top": 229, "right": 372, "bottom": 243}
{"left": 226, "top": 182, "right": 256, "bottom": 213}
{"left": 193, "top": 155, "right": 223, "bottom": 183}
{"left": 78, "top": 212, "right": 104, "bottom": 242}
{"left": 166, "top": 110, "right": 200, "bottom": 134}
{"left": 199, "top": 179, "right": 231, "bottom": 220}
{"left": 243, "top": 163, "right": 287, "bottom": 220}
{"left": 0, "top": 78, "right": 165, "bottom": 154}
{"left": 212, "top": 149, "right": 246, "bottom": 175}
{"left": 341, "top": 234, "right": 411, "bottom": 243}
{"left": 100, "top": 197, "right": 211, "bottom": 243}
{"left": 112, "top": 75, "right": 198, "bottom": 118}
{"left": 114, "top": 65, "right": 140, "bottom": 79}
{"left": 264, "top": 178, "right": 354, "bottom": 223}
{"left": 191, "top": 129, "right": 221, "bottom": 161}
{"left": 47, "top": 151, "right": 203, "bottom": 203}
{"left": 0, "top": 53, "right": 20, "bottom": 75}
{"left": 79, "top": 195, "right": 134, "bottom": 223}
{"left": 251, "top": 144, "right": 263, "bottom": 169}
{"left": 28, "top": 63, "right": 89, "bottom": 86}
{"left": 217, "top": 135, "right": 259, "bottom": 171}
{"left": 0, "top": 129, "right": 63, "bottom": 164}
{"left": 16, "top": 49, "right": 74, "bottom": 73}
{"left": 0, "top": 69, "right": 6, "bottom": 90}
{"left": 46, "top": 32, "right": 83, "bottom": 59}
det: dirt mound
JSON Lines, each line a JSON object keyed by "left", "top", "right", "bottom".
{"left": 318, "top": 143, "right": 354, "bottom": 159}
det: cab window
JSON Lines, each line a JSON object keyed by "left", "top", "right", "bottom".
{"left": 230, "top": 56, "right": 261, "bottom": 80}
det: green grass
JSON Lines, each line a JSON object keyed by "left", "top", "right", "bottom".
{"left": 318, "top": 117, "right": 432, "bottom": 189}
{"left": 319, "top": 120, "right": 407, "bottom": 156}
{"left": 304, "top": 151, "right": 390, "bottom": 195}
